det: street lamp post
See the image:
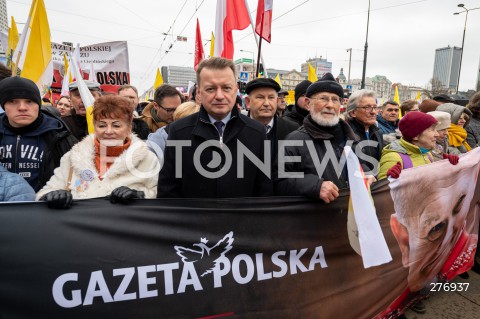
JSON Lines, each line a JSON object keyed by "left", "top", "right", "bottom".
{"left": 240, "top": 49, "right": 255, "bottom": 81}
{"left": 346, "top": 48, "right": 352, "bottom": 85}
{"left": 361, "top": 0, "right": 371, "bottom": 89}
{"left": 453, "top": 4, "right": 480, "bottom": 94}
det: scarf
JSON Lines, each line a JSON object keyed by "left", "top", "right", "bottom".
{"left": 447, "top": 124, "right": 472, "bottom": 151}
{"left": 150, "top": 107, "right": 163, "bottom": 123}
{"left": 304, "top": 115, "right": 346, "bottom": 149}
{"left": 94, "top": 137, "right": 131, "bottom": 179}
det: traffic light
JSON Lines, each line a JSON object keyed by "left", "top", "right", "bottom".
{"left": 237, "top": 81, "right": 247, "bottom": 94}
{"left": 259, "top": 63, "right": 264, "bottom": 77}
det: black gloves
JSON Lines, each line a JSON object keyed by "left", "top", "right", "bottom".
{"left": 39, "top": 187, "right": 144, "bottom": 207}
{"left": 110, "top": 186, "right": 145, "bottom": 204}
{"left": 39, "top": 190, "right": 73, "bottom": 209}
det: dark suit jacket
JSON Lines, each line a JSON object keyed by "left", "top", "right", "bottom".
{"left": 157, "top": 106, "right": 273, "bottom": 198}
{"left": 267, "top": 115, "right": 299, "bottom": 160}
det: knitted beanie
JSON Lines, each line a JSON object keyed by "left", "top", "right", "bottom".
{"left": 0, "top": 77, "right": 41, "bottom": 109}
{"left": 294, "top": 80, "right": 312, "bottom": 104}
{"left": 306, "top": 72, "right": 344, "bottom": 98}
{"left": 399, "top": 111, "right": 438, "bottom": 142}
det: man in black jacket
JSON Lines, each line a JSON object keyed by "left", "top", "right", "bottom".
{"left": 62, "top": 80, "right": 102, "bottom": 141}
{"left": 275, "top": 73, "right": 375, "bottom": 202}
{"left": 157, "top": 57, "right": 273, "bottom": 198}
{"left": 344, "top": 89, "right": 383, "bottom": 176}
{"left": 118, "top": 84, "right": 150, "bottom": 139}
{"left": 244, "top": 78, "right": 298, "bottom": 162}
{"left": 0, "top": 77, "right": 77, "bottom": 192}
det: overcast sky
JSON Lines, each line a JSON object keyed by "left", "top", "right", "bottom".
{"left": 5, "top": 0, "right": 480, "bottom": 93}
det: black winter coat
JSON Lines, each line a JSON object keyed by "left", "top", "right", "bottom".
{"left": 274, "top": 116, "right": 358, "bottom": 199}
{"left": 132, "top": 118, "right": 150, "bottom": 139}
{"left": 62, "top": 109, "right": 88, "bottom": 142}
{"left": 267, "top": 115, "right": 299, "bottom": 161}
{"left": 0, "top": 110, "right": 77, "bottom": 191}
{"left": 157, "top": 106, "right": 273, "bottom": 198}
{"left": 283, "top": 104, "right": 309, "bottom": 127}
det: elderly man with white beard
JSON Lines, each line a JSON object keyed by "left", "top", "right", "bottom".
{"left": 274, "top": 73, "right": 376, "bottom": 203}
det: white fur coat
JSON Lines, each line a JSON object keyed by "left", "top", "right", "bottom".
{"left": 36, "top": 134, "right": 159, "bottom": 200}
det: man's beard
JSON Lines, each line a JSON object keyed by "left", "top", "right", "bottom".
{"left": 311, "top": 110, "right": 340, "bottom": 127}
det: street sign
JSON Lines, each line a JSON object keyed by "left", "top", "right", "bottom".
{"left": 239, "top": 72, "right": 249, "bottom": 82}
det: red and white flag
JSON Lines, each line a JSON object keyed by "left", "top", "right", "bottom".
{"left": 214, "top": 0, "right": 250, "bottom": 59}
{"left": 194, "top": 18, "right": 204, "bottom": 70}
{"left": 255, "top": 0, "right": 273, "bottom": 43}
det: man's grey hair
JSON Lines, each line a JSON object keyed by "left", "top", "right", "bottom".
{"left": 346, "top": 89, "right": 377, "bottom": 119}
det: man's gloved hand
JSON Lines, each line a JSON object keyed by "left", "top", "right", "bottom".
{"left": 39, "top": 190, "right": 73, "bottom": 209}
{"left": 443, "top": 153, "right": 459, "bottom": 165}
{"left": 110, "top": 186, "right": 145, "bottom": 204}
{"left": 387, "top": 161, "right": 403, "bottom": 179}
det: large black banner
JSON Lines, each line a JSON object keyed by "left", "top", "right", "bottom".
{"left": 0, "top": 150, "right": 479, "bottom": 319}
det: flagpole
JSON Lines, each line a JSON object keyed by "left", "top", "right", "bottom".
{"left": 255, "top": 14, "right": 265, "bottom": 78}
{"left": 12, "top": 24, "right": 26, "bottom": 76}
{"left": 12, "top": 54, "right": 21, "bottom": 76}
{"left": 244, "top": 0, "right": 268, "bottom": 78}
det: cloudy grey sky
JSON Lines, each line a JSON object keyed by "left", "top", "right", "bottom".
{"left": 5, "top": 0, "right": 480, "bottom": 93}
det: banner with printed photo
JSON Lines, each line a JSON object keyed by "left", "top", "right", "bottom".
{"left": 0, "top": 150, "right": 479, "bottom": 318}
{"left": 50, "top": 41, "right": 129, "bottom": 102}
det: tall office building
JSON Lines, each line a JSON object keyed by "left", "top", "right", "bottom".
{"left": 432, "top": 46, "right": 462, "bottom": 90}
{"left": 0, "top": 0, "right": 8, "bottom": 56}
{"left": 0, "top": 0, "right": 7, "bottom": 32}
{"left": 161, "top": 66, "right": 196, "bottom": 92}
{"left": 301, "top": 57, "right": 332, "bottom": 77}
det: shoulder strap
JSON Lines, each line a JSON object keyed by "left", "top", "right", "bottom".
{"left": 398, "top": 153, "right": 413, "bottom": 169}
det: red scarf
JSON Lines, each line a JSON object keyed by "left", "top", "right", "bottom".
{"left": 94, "top": 138, "right": 131, "bottom": 179}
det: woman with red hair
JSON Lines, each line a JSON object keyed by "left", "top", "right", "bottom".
{"left": 37, "top": 95, "right": 159, "bottom": 208}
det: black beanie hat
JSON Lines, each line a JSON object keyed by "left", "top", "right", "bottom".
{"left": 0, "top": 77, "right": 42, "bottom": 109}
{"left": 294, "top": 80, "right": 312, "bottom": 104}
{"left": 306, "top": 72, "right": 344, "bottom": 98}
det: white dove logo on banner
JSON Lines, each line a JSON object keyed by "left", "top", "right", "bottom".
{"left": 175, "top": 231, "right": 234, "bottom": 277}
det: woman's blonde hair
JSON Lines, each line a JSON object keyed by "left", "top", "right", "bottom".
{"left": 173, "top": 101, "right": 200, "bottom": 121}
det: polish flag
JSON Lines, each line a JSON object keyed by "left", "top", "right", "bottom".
{"left": 214, "top": 0, "right": 250, "bottom": 59}
{"left": 255, "top": 0, "right": 273, "bottom": 42}
{"left": 194, "top": 18, "right": 204, "bottom": 70}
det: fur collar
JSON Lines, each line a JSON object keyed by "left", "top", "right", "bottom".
{"left": 69, "top": 134, "right": 150, "bottom": 180}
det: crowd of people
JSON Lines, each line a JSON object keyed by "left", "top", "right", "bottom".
{"left": 1, "top": 57, "right": 480, "bottom": 318}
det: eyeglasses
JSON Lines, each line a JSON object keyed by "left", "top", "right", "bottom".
{"left": 308, "top": 96, "right": 341, "bottom": 105}
{"left": 157, "top": 104, "right": 176, "bottom": 113}
{"left": 357, "top": 106, "right": 381, "bottom": 112}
